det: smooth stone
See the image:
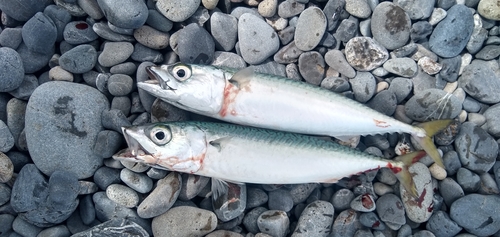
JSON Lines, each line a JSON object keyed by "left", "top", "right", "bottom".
{"left": 345, "top": 0, "right": 371, "bottom": 18}
{"left": 0, "top": 28, "right": 23, "bottom": 49}
{"left": 77, "top": 0, "right": 104, "bottom": 19}
{"left": 467, "top": 17, "right": 488, "bottom": 54}
{"left": 120, "top": 160, "right": 149, "bottom": 173}
{"left": 238, "top": 13, "right": 280, "bottom": 64}
{"left": 71, "top": 218, "right": 148, "bottom": 237}
{"left": 298, "top": 51, "right": 325, "bottom": 86}
{"left": 0, "top": 0, "right": 52, "bottom": 21}
{"left": 450, "top": 194, "right": 500, "bottom": 236}
{"left": 156, "top": 0, "right": 200, "bottom": 22}
{"left": 399, "top": 162, "right": 434, "bottom": 223}
{"left": 246, "top": 187, "right": 269, "bottom": 209}
{"left": 42, "top": 5, "right": 70, "bottom": 43}
{"left": 92, "top": 22, "right": 135, "bottom": 42}
{"left": 257, "top": 210, "right": 289, "bottom": 237}
{"left": 0, "top": 121, "right": 14, "bottom": 153}
{"left": 388, "top": 77, "right": 413, "bottom": 103}
{"left": 336, "top": 18, "right": 359, "bottom": 43}
{"left": 136, "top": 62, "right": 156, "bottom": 112}
{"left": 25, "top": 81, "right": 108, "bottom": 179}
{"left": 6, "top": 98, "right": 26, "bottom": 150}
{"left": 178, "top": 174, "right": 210, "bottom": 201}
{"left": 138, "top": 172, "right": 181, "bottom": 218}
{"left": 170, "top": 23, "right": 214, "bottom": 64}
{"left": 107, "top": 74, "right": 133, "bottom": 96}
{"left": 359, "top": 212, "right": 386, "bottom": 230}
{"left": 457, "top": 167, "right": 481, "bottom": 192}
{"left": 376, "top": 193, "right": 406, "bottom": 229}
{"left": 383, "top": 57, "right": 417, "bottom": 78}
{"left": 17, "top": 42, "right": 54, "bottom": 74}
{"left": 478, "top": 0, "right": 500, "bottom": 20}
{"left": 146, "top": 9, "right": 173, "bottom": 33}
{"left": 8, "top": 74, "right": 38, "bottom": 100}
{"left": 324, "top": 49, "right": 356, "bottom": 78}
{"left": 243, "top": 207, "right": 268, "bottom": 234}
{"left": 274, "top": 42, "right": 303, "bottom": 64}
{"left": 258, "top": 0, "right": 278, "bottom": 17}
{"left": 22, "top": 12, "right": 57, "bottom": 54}
{"left": 479, "top": 173, "right": 500, "bottom": 194}
{"left": 0, "top": 152, "right": 13, "bottom": 183}
{"left": 404, "top": 88, "right": 461, "bottom": 121}
{"left": 483, "top": 104, "right": 500, "bottom": 136}
{"left": 96, "top": 0, "right": 148, "bottom": 28}
{"left": 439, "top": 177, "right": 465, "bottom": 208}
{"left": 268, "top": 189, "right": 294, "bottom": 212}
{"left": 291, "top": 200, "right": 334, "bottom": 237}
{"left": 93, "top": 166, "right": 121, "bottom": 190}
{"left": 213, "top": 182, "right": 247, "bottom": 221}
{"left": 418, "top": 57, "right": 442, "bottom": 75}
{"left": 350, "top": 71, "right": 376, "bottom": 103}
{"left": 210, "top": 12, "right": 238, "bottom": 52}
{"left": 350, "top": 194, "right": 376, "bottom": 212}
{"left": 12, "top": 216, "right": 43, "bottom": 236}
{"left": 454, "top": 122, "right": 498, "bottom": 173}
{"left": 92, "top": 191, "right": 151, "bottom": 234}
{"left": 278, "top": 26, "right": 295, "bottom": 45}
{"left": 395, "top": 0, "right": 434, "bottom": 19}
{"left": 111, "top": 96, "right": 131, "bottom": 116}
{"left": 152, "top": 206, "right": 217, "bottom": 237}
{"left": 120, "top": 168, "right": 153, "bottom": 194}
{"left": 331, "top": 209, "right": 363, "bottom": 236}
{"left": 345, "top": 37, "right": 388, "bottom": 71}
{"left": 106, "top": 184, "right": 139, "bottom": 208}
{"left": 59, "top": 44, "right": 97, "bottom": 74}
{"left": 459, "top": 60, "right": 500, "bottom": 104}
{"left": 277, "top": 0, "right": 305, "bottom": 18}
{"left": 49, "top": 66, "right": 74, "bottom": 82}
{"left": 366, "top": 90, "right": 397, "bottom": 116}
{"left": 37, "top": 224, "right": 71, "bottom": 237}
{"left": 0, "top": 47, "right": 24, "bottom": 92}
{"left": 99, "top": 42, "right": 134, "bottom": 67}
{"left": 371, "top": 2, "right": 411, "bottom": 50}
{"left": 411, "top": 21, "right": 433, "bottom": 42}
{"left": 426, "top": 210, "right": 462, "bottom": 237}
{"left": 63, "top": 21, "right": 98, "bottom": 44}
{"left": 133, "top": 25, "right": 169, "bottom": 50}
{"left": 321, "top": 76, "right": 350, "bottom": 93}
{"left": 294, "top": 7, "right": 326, "bottom": 51}
{"left": 429, "top": 4, "right": 474, "bottom": 58}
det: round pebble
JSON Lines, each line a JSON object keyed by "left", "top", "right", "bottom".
{"left": 152, "top": 206, "right": 216, "bottom": 237}
{"left": 454, "top": 122, "right": 498, "bottom": 173}
{"left": 49, "top": 66, "right": 74, "bottom": 82}
{"left": 371, "top": 2, "right": 411, "bottom": 50}
{"left": 107, "top": 74, "right": 133, "bottom": 96}
{"left": 155, "top": 0, "right": 200, "bottom": 22}
{"left": 106, "top": 184, "right": 139, "bottom": 208}
{"left": 457, "top": 167, "right": 481, "bottom": 192}
{"left": 238, "top": 13, "right": 279, "bottom": 64}
{"left": 267, "top": 189, "right": 294, "bottom": 212}
{"left": 63, "top": 21, "right": 99, "bottom": 44}
{"left": 478, "top": 0, "right": 500, "bottom": 20}
{"left": 0, "top": 152, "right": 13, "bottom": 183}
{"left": 376, "top": 193, "right": 406, "bottom": 229}
{"left": 278, "top": 0, "right": 305, "bottom": 18}
{"left": 292, "top": 200, "right": 334, "bottom": 236}
{"left": 0, "top": 27, "right": 23, "bottom": 49}
{"left": 137, "top": 172, "right": 181, "bottom": 218}
{"left": 170, "top": 23, "right": 215, "bottom": 64}
{"left": 429, "top": 4, "right": 474, "bottom": 58}
{"left": 120, "top": 168, "right": 153, "bottom": 194}
{"left": 98, "top": 42, "right": 134, "bottom": 67}
{"left": 401, "top": 163, "right": 433, "bottom": 224}
{"left": 426, "top": 210, "right": 462, "bottom": 237}
{"left": 350, "top": 72, "right": 376, "bottom": 103}
{"left": 294, "top": 7, "right": 326, "bottom": 51}
{"left": 257, "top": 210, "right": 289, "bottom": 237}
{"left": 395, "top": 0, "right": 434, "bottom": 20}
{"left": 0, "top": 47, "right": 24, "bottom": 92}
{"left": 458, "top": 60, "right": 500, "bottom": 104}
{"left": 210, "top": 12, "right": 238, "bottom": 52}
{"left": 367, "top": 90, "right": 397, "bottom": 116}
{"left": 134, "top": 25, "right": 170, "bottom": 50}
{"left": 388, "top": 77, "right": 413, "bottom": 103}
{"left": 298, "top": 51, "right": 325, "bottom": 86}
{"left": 96, "top": 0, "right": 148, "bottom": 29}
{"left": 383, "top": 57, "right": 417, "bottom": 78}
{"left": 324, "top": 49, "right": 356, "bottom": 78}
{"left": 59, "top": 44, "right": 97, "bottom": 74}
{"left": 450, "top": 194, "right": 500, "bottom": 236}
{"left": 331, "top": 188, "right": 355, "bottom": 212}
{"left": 22, "top": 12, "right": 57, "bottom": 54}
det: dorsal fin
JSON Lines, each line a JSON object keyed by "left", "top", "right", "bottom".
{"left": 228, "top": 67, "right": 254, "bottom": 89}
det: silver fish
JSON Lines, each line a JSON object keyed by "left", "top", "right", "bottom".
{"left": 138, "top": 63, "right": 452, "bottom": 168}
{"left": 113, "top": 121, "right": 427, "bottom": 197}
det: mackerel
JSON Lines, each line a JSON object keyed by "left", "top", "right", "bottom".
{"left": 138, "top": 63, "right": 452, "bottom": 168}
{"left": 113, "top": 121, "right": 426, "bottom": 197}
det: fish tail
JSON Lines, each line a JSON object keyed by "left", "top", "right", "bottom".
{"left": 412, "top": 119, "right": 453, "bottom": 169}
{"left": 393, "top": 150, "right": 427, "bottom": 197}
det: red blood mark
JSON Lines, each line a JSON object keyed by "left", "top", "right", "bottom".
{"left": 427, "top": 203, "right": 434, "bottom": 212}
{"left": 75, "top": 23, "right": 88, "bottom": 30}
{"left": 355, "top": 166, "right": 381, "bottom": 175}
{"left": 373, "top": 119, "right": 390, "bottom": 128}
{"left": 372, "top": 221, "right": 380, "bottom": 228}
{"left": 219, "top": 83, "right": 238, "bottom": 117}
{"left": 417, "top": 188, "right": 427, "bottom": 208}
{"left": 361, "top": 194, "right": 373, "bottom": 209}
{"left": 412, "top": 151, "right": 427, "bottom": 164}
{"left": 386, "top": 163, "right": 402, "bottom": 174}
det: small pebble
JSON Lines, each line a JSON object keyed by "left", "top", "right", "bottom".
{"left": 120, "top": 168, "right": 153, "bottom": 194}
{"left": 268, "top": 189, "right": 294, "bottom": 212}
{"left": 455, "top": 122, "right": 498, "bottom": 173}
{"left": 0, "top": 47, "right": 24, "bottom": 92}
{"left": 257, "top": 210, "right": 289, "bottom": 237}
{"left": 238, "top": 13, "right": 279, "bottom": 64}
{"left": 97, "top": 0, "right": 148, "bottom": 29}
{"left": 98, "top": 42, "right": 134, "bottom": 67}
{"left": 324, "top": 49, "right": 356, "bottom": 78}
{"left": 107, "top": 74, "right": 133, "bottom": 96}
{"left": 59, "top": 44, "right": 97, "bottom": 74}
{"left": 292, "top": 200, "right": 334, "bottom": 236}
{"left": 106, "top": 184, "right": 139, "bottom": 208}
{"left": 294, "top": 7, "right": 326, "bottom": 51}
{"left": 371, "top": 2, "right": 411, "bottom": 50}
{"left": 383, "top": 57, "right": 417, "bottom": 78}
{"left": 134, "top": 25, "right": 170, "bottom": 50}
{"left": 63, "top": 21, "right": 98, "bottom": 44}
{"left": 298, "top": 51, "right": 325, "bottom": 86}
{"left": 210, "top": 12, "right": 238, "bottom": 52}
{"left": 137, "top": 172, "right": 181, "bottom": 218}
{"left": 331, "top": 209, "right": 363, "bottom": 236}
{"left": 155, "top": 0, "right": 200, "bottom": 22}
{"left": 350, "top": 71, "right": 376, "bottom": 103}
{"left": 345, "top": 37, "right": 389, "bottom": 71}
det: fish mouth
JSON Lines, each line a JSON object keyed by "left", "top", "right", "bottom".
{"left": 112, "top": 126, "right": 157, "bottom": 163}
{"left": 145, "top": 66, "right": 175, "bottom": 91}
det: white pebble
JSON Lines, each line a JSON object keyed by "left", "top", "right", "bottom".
{"left": 429, "top": 163, "right": 447, "bottom": 180}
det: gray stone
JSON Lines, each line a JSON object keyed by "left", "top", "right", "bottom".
{"left": 345, "top": 0, "right": 371, "bottom": 18}
{"left": 0, "top": 0, "right": 52, "bottom": 21}
{"left": 257, "top": 210, "right": 289, "bottom": 237}
{"left": 0, "top": 28, "right": 23, "bottom": 49}
{"left": 211, "top": 12, "right": 238, "bottom": 52}
{"left": 238, "top": 13, "right": 280, "bottom": 64}
{"left": 294, "top": 7, "right": 326, "bottom": 51}
{"left": 170, "top": 23, "right": 214, "bottom": 64}
{"left": 92, "top": 22, "right": 135, "bottom": 42}
{"left": 292, "top": 200, "right": 334, "bottom": 236}
{"left": 0, "top": 47, "right": 24, "bottom": 92}
{"left": 12, "top": 216, "right": 43, "bottom": 236}
{"left": 395, "top": 0, "right": 434, "bottom": 19}
{"left": 43, "top": 5, "right": 71, "bottom": 42}
{"left": 479, "top": 173, "right": 499, "bottom": 194}
{"left": 359, "top": 212, "right": 386, "bottom": 230}
{"left": 426, "top": 211, "right": 462, "bottom": 237}
{"left": 345, "top": 37, "right": 388, "bottom": 71}
{"left": 429, "top": 4, "right": 474, "bottom": 57}
{"left": 321, "top": 76, "right": 350, "bottom": 93}
{"left": 331, "top": 188, "right": 355, "bottom": 212}
{"left": 278, "top": 0, "right": 305, "bottom": 18}
{"left": 63, "top": 21, "right": 99, "bottom": 44}
{"left": 111, "top": 96, "right": 131, "bottom": 116}
{"left": 99, "top": 42, "right": 134, "bottom": 67}
{"left": 377, "top": 193, "right": 406, "bottom": 229}
{"left": 371, "top": 2, "right": 411, "bottom": 50}
{"left": 152, "top": 206, "right": 216, "bottom": 237}
{"left": 78, "top": 0, "right": 104, "bottom": 20}
{"left": 106, "top": 184, "right": 139, "bottom": 208}
{"left": 22, "top": 12, "right": 57, "bottom": 54}
{"left": 336, "top": 17, "right": 359, "bottom": 43}
{"left": 178, "top": 174, "right": 210, "bottom": 201}
{"left": 274, "top": 42, "right": 302, "bottom": 64}
{"left": 120, "top": 168, "right": 153, "bottom": 193}
{"left": 8, "top": 74, "right": 38, "bottom": 100}
{"left": 350, "top": 72, "right": 376, "bottom": 103}
{"left": 439, "top": 177, "right": 465, "bottom": 207}
{"left": 268, "top": 189, "right": 294, "bottom": 212}
{"left": 383, "top": 57, "right": 417, "bottom": 77}
{"left": 25, "top": 81, "right": 108, "bottom": 179}
{"left": 101, "top": 109, "right": 132, "bottom": 133}
{"left": 278, "top": 26, "right": 295, "bottom": 45}
{"left": 484, "top": 104, "right": 500, "bottom": 137}
{"left": 96, "top": 0, "right": 148, "bottom": 28}
{"left": 450, "top": 194, "right": 500, "bottom": 236}
{"left": 93, "top": 166, "right": 121, "bottom": 190}
{"left": 0, "top": 121, "right": 14, "bottom": 153}
{"left": 212, "top": 51, "right": 247, "bottom": 69}
{"left": 298, "top": 51, "right": 325, "bottom": 86}
{"left": 367, "top": 90, "right": 397, "bottom": 116}
{"left": 134, "top": 25, "right": 170, "bottom": 50}
{"left": 146, "top": 9, "right": 173, "bottom": 33}
{"left": 404, "top": 88, "right": 461, "bottom": 121}
{"left": 459, "top": 60, "right": 500, "bottom": 104}
{"left": 136, "top": 62, "right": 156, "bottom": 113}
{"left": 457, "top": 167, "right": 480, "bottom": 192}
{"left": 454, "top": 122, "right": 498, "bottom": 173}
{"left": 138, "top": 172, "right": 181, "bottom": 218}
{"left": 17, "top": 42, "right": 54, "bottom": 73}
{"left": 93, "top": 130, "right": 123, "bottom": 158}
{"left": 324, "top": 49, "right": 356, "bottom": 78}
{"left": 155, "top": 0, "right": 200, "bottom": 22}
{"left": 331, "top": 209, "right": 363, "bottom": 236}
{"left": 388, "top": 77, "right": 412, "bottom": 103}
{"left": 107, "top": 74, "right": 133, "bottom": 96}
{"left": 438, "top": 55, "right": 461, "bottom": 83}
{"left": 246, "top": 187, "right": 268, "bottom": 209}
{"left": 59, "top": 44, "right": 97, "bottom": 74}
{"left": 243, "top": 207, "right": 268, "bottom": 234}
{"left": 6, "top": 98, "right": 26, "bottom": 150}
{"left": 411, "top": 21, "right": 433, "bottom": 42}
{"left": 71, "top": 218, "right": 148, "bottom": 237}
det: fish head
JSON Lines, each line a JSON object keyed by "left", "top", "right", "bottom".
{"left": 138, "top": 63, "right": 228, "bottom": 115}
{"left": 113, "top": 123, "right": 207, "bottom": 174}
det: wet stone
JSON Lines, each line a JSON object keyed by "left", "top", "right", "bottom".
{"left": 257, "top": 210, "right": 289, "bottom": 237}
{"left": 294, "top": 7, "right": 327, "bottom": 51}
{"left": 345, "top": 37, "right": 389, "bottom": 71}
{"left": 138, "top": 172, "right": 181, "bottom": 218}
{"left": 429, "top": 4, "right": 474, "bottom": 58}
{"left": 454, "top": 122, "right": 498, "bottom": 173}
{"left": 404, "top": 88, "right": 461, "bottom": 122}
{"left": 298, "top": 51, "right": 325, "bottom": 86}
{"left": 371, "top": 2, "right": 411, "bottom": 50}
{"left": 152, "top": 206, "right": 216, "bottom": 237}
{"left": 450, "top": 194, "right": 500, "bottom": 236}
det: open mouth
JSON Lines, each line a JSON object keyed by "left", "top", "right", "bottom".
{"left": 145, "top": 66, "right": 175, "bottom": 90}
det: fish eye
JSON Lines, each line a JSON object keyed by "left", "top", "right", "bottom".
{"left": 150, "top": 127, "right": 172, "bottom": 145}
{"left": 172, "top": 65, "right": 191, "bottom": 82}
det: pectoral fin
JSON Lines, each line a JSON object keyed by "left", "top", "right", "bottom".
{"left": 209, "top": 137, "right": 232, "bottom": 152}
{"left": 211, "top": 178, "right": 229, "bottom": 200}
{"left": 229, "top": 67, "right": 253, "bottom": 89}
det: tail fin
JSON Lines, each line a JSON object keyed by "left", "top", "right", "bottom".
{"left": 412, "top": 120, "right": 453, "bottom": 169}
{"left": 393, "top": 151, "right": 427, "bottom": 197}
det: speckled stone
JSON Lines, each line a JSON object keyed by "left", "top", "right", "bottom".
{"left": 294, "top": 7, "right": 327, "bottom": 51}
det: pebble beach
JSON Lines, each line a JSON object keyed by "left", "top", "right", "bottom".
{"left": 1, "top": 0, "right": 500, "bottom": 236}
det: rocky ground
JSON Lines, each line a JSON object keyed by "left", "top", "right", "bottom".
{"left": 1, "top": 0, "right": 500, "bottom": 236}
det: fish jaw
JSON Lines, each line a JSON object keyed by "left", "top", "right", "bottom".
{"left": 138, "top": 65, "right": 181, "bottom": 102}
{"left": 112, "top": 126, "right": 161, "bottom": 165}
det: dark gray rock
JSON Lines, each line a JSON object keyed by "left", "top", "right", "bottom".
{"left": 8, "top": 74, "right": 38, "bottom": 100}
{"left": 93, "top": 166, "right": 121, "bottom": 190}
{"left": 22, "top": 12, "right": 57, "bottom": 54}
{"left": 111, "top": 96, "right": 131, "bottom": 116}
{"left": 367, "top": 90, "right": 397, "bottom": 116}
{"left": 17, "top": 42, "right": 54, "bottom": 74}
{"left": 12, "top": 215, "right": 43, "bottom": 236}
{"left": 336, "top": 17, "right": 359, "bottom": 43}
{"left": 457, "top": 167, "right": 481, "bottom": 192}
{"left": 450, "top": 194, "right": 500, "bottom": 236}
{"left": 438, "top": 55, "right": 461, "bottom": 83}
{"left": 25, "top": 81, "right": 108, "bottom": 179}
{"left": 0, "top": 0, "right": 52, "bottom": 21}
{"left": 277, "top": 0, "right": 305, "bottom": 18}
{"left": 404, "top": 88, "right": 461, "bottom": 121}
{"left": 0, "top": 120, "right": 14, "bottom": 153}
{"left": 257, "top": 210, "right": 289, "bottom": 237}
{"left": 439, "top": 177, "right": 465, "bottom": 207}
{"left": 243, "top": 207, "right": 268, "bottom": 234}
{"left": 350, "top": 72, "right": 376, "bottom": 103}
{"left": 96, "top": 0, "right": 148, "bottom": 29}
{"left": 246, "top": 187, "right": 268, "bottom": 209}
{"left": 388, "top": 77, "right": 412, "bottom": 103}
{"left": 324, "top": 49, "right": 356, "bottom": 78}
{"left": 411, "top": 21, "right": 433, "bottom": 42}
{"left": 331, "top": 188, "right": 355, "bottom": 212}
{"left": 0, "top": 47, "right": 24, "bottom": 92}
{"left": 429, "top": 4, "right": 474, "bottom": 57}
{"left": 268, "top": 189, "right": 294, "bottom": 212}
{"left": 71, "top": 218, "right": 148, "bottom": 237}
{"left": 146, "top": 9, "right": 173, "bottom": 33}
{"left": 371, "top": 2, "right": 411, "bottom": 50}
{"left": 93, "top": 130, "right": 123, "bottom": 158}
{"left": 107, "top": 74, "right": 133, "bottom": 96}
{"left": 454, "top": 122, "right": 498, "bottom": 173}
{"left": 101, "top": 109, "right": 132, "bottom": 133}
{"left": 376, "top": 194, "right": 406, "bottom": 229}
{"left": 6, "top": 98, "right": 26, "bottom": 150}
{"left": 63, "top": 21, "right": 99, "bottom": 44}
{"left": 44, "top": 5, "right": 72, "bottom": 42}
{"left": 170, "top": 23, "right": 214, "bottom": 64}
{"left": 59, "top": 44, "right": 97, "bottom": 74}
{"left": 458, "top": 60, "right": 500, "bottom": 104}
{"left": 92, "top": 22, "right": 135, "bottom": 42}
{"left": 484, "top": 103, "right": 500, "bottom": 137}
{"left": 37, "top": 225, "right": 71, "bottom": 237}
{"left": 0, "top": 27, "right": 22, "bottom": 49}
{"left": 131, "top": 42, "right": 164, "bottom": 63}
{"left": 359, "top": 212, "right": 386, "bottom": 230}
{"left": 298, "top": 51, "right": 325, "bottom": 86}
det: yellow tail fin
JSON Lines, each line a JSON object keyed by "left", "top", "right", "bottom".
{"left": 413, "top": 120, "right": 453, "bottom": 168}
{"left": 393, "top": 150, "right": 427, "bottom": 197}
